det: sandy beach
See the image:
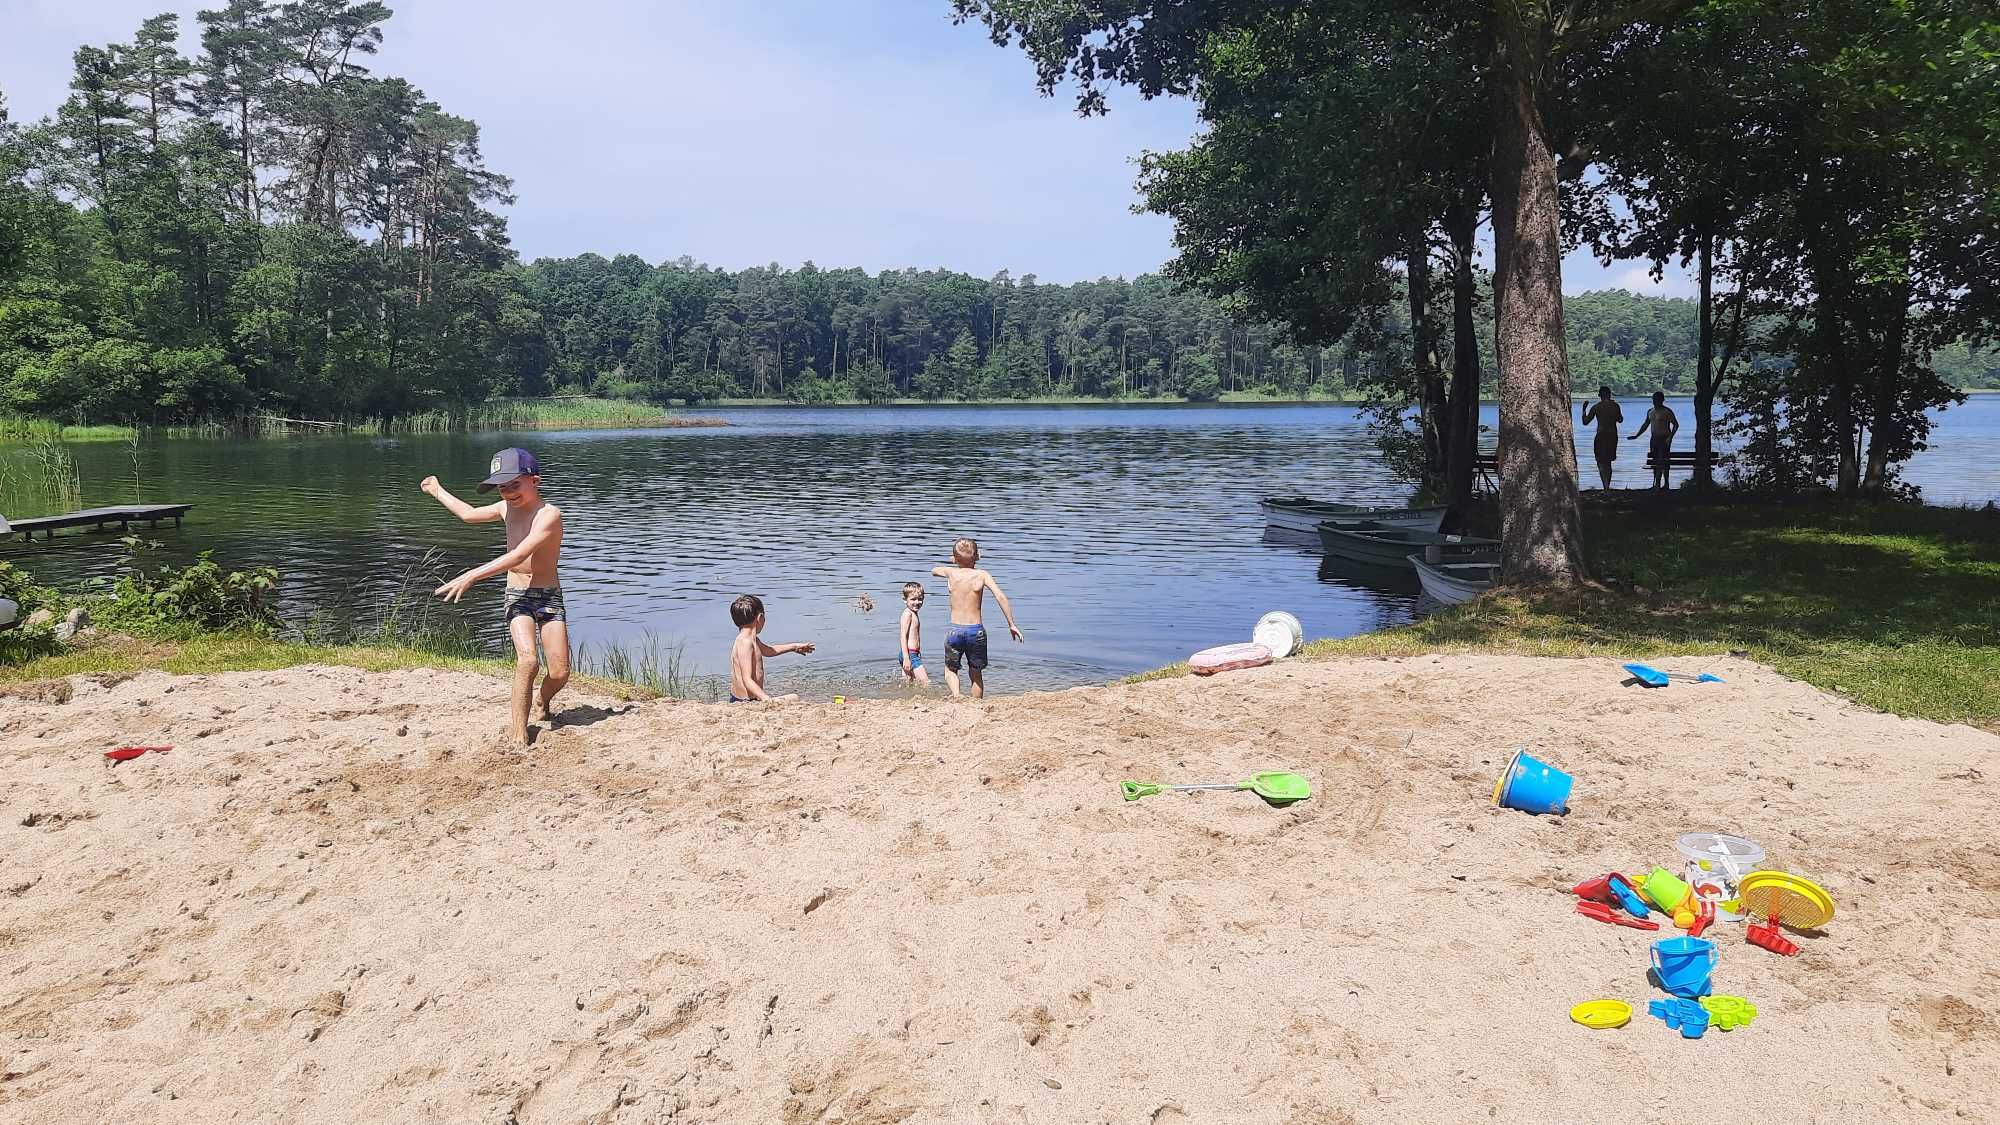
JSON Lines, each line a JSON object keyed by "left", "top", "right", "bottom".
{"left": 2, "top": 654, "right": 1995, "bottom": 1123}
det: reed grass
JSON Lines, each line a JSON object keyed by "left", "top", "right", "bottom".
{"left": 577, "top": 632, "right": 722, "bottom": 701}
{"left": 159, "top": 398, "right": 727, "bottom": 437}
{"left": 286, "top": 548, "right": 481, "bottom": 658}
{"left": 0, "top": 436, "right": 87, "bottom": 518}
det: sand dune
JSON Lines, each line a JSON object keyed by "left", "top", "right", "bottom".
{"left": 2, "top": 655, "right": 1995, "bottom": 1123}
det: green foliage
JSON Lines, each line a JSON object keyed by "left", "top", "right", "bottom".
{"left": 0, "top": 560, "right": 62, "bottom": 662}
{"left": 86, "top": 540, "right": 278, "bottom": 637}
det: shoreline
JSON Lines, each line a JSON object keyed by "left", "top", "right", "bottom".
{"left": 5, "top": 389, "right": 1997, "bottom": 442}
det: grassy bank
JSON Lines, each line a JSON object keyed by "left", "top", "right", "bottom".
{"left": 374, "top": 397, "right": 727, "bottom": 432}
{"left": 0, "top": 399, "right": 726, "bottom": 445}
{"left": 1137, "top": 502, "right": 2000, "bottom": 731}
{"left": 0, "top": 632, "right": 658, "bottom": 702}
{"left": 0, "top": 415, "right": 138, "bottom": 443}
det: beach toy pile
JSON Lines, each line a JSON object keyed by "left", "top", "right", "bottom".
{"left": 1564, "top": 831, "right": 1835, "bottom": 1041}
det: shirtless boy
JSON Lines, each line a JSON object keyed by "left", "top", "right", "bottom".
{"left": 930, "top": 538, "right": 1023, "bottom": 699}
{"left": 898, "top": 581, "right": 930, "bottom": 687}
{"left": 728, "top": 594, "right": 814, "bottom": 702}
{"left": 423, "top": 447, "right": 567, "bottom": 746}
{"left": 1631, "top": 391, "right": 1681, "bottom": 491}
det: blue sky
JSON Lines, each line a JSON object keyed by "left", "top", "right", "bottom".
{"left": 5, "top": 0, "right": 1692, "bottom": 294}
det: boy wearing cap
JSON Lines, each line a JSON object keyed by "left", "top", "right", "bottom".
{"left": 421, "top": 447, "right": 568, "bottom": 747}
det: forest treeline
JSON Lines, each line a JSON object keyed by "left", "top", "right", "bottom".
{"left": 0, "top": 2, "right": 1995, "bottom": 428}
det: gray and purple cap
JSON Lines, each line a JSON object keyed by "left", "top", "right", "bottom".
{"left": 478, "top": 447, "right": 541, "bottom": 492}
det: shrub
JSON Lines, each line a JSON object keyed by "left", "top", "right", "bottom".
{"left": 88, "top": 542, "right": 279, "bottom": 637}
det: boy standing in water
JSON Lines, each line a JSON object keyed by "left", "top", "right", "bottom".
{"left": 423, "top": 447, "right": 568, "bottom": 747}
{"left": 1631, "top": 391, "right": 1681, "bottom": 491}
{"left": 1580, "top": 386, "right": 1624, "bottom": 491}
{"left": 898, "top": 581, "right": 930, "bottom": 687}
{"left": 728, "top": 594, "right": 815, "bottom": 702}
{"left": 931, "top": 538, "right": 1023, "bottom": 699}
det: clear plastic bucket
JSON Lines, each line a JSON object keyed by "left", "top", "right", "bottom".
{"left": 1675, "top": 833, "right": 1765, "bottom": 910}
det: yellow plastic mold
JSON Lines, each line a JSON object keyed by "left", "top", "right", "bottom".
{"left": 1570, "top": 999, "right": 1632, "bottom": 1030}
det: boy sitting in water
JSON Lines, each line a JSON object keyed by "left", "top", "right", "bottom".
{"left": 898, "top": 581, "right": 930, "bottom": 687}
{"left": 422, "top": 447, "right": 568, "bottom": 747}
{"left": 931, "top": 538, "right": 1023, "bottom": 699}
{"left": 728, "top": 594, "right": 815, "bottom": 702}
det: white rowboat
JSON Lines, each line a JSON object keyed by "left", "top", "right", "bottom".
{"left": 1408, "top": 553, "right": 1500, "bottom": 606}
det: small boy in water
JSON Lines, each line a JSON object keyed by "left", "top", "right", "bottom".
{"left": 931, "top": 538, "right": 1023, "bottom": 699}
{"left": 898, "top": 581, "right": 930, "bottom": 687}
{"left": 422, "top": 447, "right": 568, "bottom": 747}
{"left": 728, "top": 594, "right": 814, "bottom": 702}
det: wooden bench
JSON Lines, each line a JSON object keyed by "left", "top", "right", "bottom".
{"left": 1472, "top": 451, "right": 1720, "bottom": 490}
{"left": 1644, "top": 450, "right": 1723, "bottom": 471}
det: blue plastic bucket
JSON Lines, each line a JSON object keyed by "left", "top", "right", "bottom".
{"left": 1650, "top": 936, "right": 1719, "bottom": 998}
{"left": 1491, "top": 748, "right": 1573, "bottom": 815}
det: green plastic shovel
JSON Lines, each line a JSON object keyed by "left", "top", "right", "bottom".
{"left": 1120, "top": 771, "right": 1312, "bottom": 806}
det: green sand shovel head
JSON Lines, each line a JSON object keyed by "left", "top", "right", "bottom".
{"left": 1119, "top": 771, "right": 1311, "bottom": 805}
{"left": 1246, "top": 771, "right": 1311, "bottom": 804}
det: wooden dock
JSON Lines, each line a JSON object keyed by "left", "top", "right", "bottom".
{"left": 6, "top": 504, "right": 194, "bottom": 541}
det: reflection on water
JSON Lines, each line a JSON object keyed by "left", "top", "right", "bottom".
{"left": 3, "top": 397, "right": 1994, "bottom": 695}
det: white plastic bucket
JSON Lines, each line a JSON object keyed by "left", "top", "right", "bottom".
{"left": 1253, "top": 611, "right": 1304, "bottom": 658}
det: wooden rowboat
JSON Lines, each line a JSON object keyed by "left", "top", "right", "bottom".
{"left": 1409, "top": 553, "right": 1500, "bottom": 605}
{"left": 1260, "top": 497, "right": 1447, "bottom": 536}
{"left": 1315, "top": 519, "right": 1499, "bottom": 569}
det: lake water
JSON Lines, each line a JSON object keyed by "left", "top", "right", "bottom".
{"left": 5, "top": 396, "right": 1996, "bottom": 696}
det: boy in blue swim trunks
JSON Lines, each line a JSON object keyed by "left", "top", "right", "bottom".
{"left": 898, "top": 581, "right": 930, "bottom": 687}
{"left": 728, "top": 594, "right": 814, "bottom": 702}
{"left": 422, "top": 447, "right": 567, "bottom": 747}
{"left": 931, "top": 538, "right": 1023, "bottom": 699}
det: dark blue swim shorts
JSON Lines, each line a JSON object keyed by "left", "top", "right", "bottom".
{"left": 944, "top": 623, "right": 988, "bottom": 671}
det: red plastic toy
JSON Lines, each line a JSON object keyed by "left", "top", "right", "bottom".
{"left": 1576, "top": 901, "right": 1661, "bottom": 931}
{"left": 1747, "top": 919, "right": 1800, "bottom": 956}
{"left": 104, "top": 745, "right": 173, "bottom": 763}
{"left": 1573, "top": 874, "right": 1616, "bottom": 902}
{"left": 1687, "top": 899, "right": 1716, "bottom": 938}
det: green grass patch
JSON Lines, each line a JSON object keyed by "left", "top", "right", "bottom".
{"left": 1132, "top": 502, "right": 2000, "bottom": 731}
{"left": 0, "top": 632, "right": 657, "bottom": 701}
{"left": 0, "top": 414, "right": 137, "bottom": 444}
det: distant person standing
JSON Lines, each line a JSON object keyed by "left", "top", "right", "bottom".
{"left": 1580, "top": 386, "right": 1624, "bottom": 490}
{"left": 1630, "top": 392, "right": 1680, "bottom": 490}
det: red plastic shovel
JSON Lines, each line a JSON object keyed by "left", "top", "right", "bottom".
{"left": 105, "top": 745, "right": 172, "bottom": 763}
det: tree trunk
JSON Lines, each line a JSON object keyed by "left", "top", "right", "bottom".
{"left": 1693, "top": 227, "right": 1715, "bottom": 488}
{"left": 1861, "top": 279, "right": 1911, "bottom": 495}
{"left": 1445, "top": 207, "right": 1482, "bottom": 522}
{"left": 1406, "top": 231, "right": 1447, "bottom": 493}
{"left": 1820, "top": 293, "right": 1860, "bottom": 496}
{"left": 1488, "top": 14, "right": 1585, "bottom": 584}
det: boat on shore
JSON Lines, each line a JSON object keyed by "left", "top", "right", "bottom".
{"left": 1409, "top": 553, "right": 1500, "bottom": 606}
{"left": 1315, "top": 519, "right": 1499, "bottom": 569}
{"left": 1260, "top": 497, "right": 1447, "bottom": 536}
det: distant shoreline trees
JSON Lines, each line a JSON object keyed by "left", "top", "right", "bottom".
{"left": 0, "top": 1, "right": 1994, "bottom": 510}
